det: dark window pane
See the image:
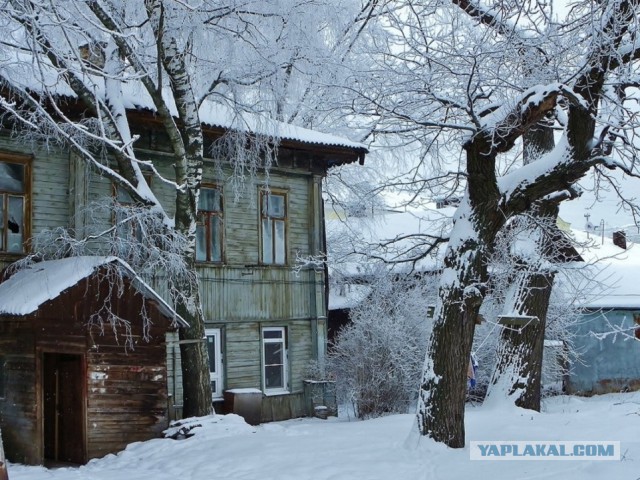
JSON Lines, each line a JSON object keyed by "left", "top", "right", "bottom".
{"left": 196, "top": 223, "right": 206, "bottom": 261}
{"left": 210, "top": 216, "right": 222, "bottom": 262}
{"left": 0, "top": 201, "right": 4, "bottom": 251}
{"left": 268, "top": 195, "right": 285, "bottom": 218}
{"left": 0, "top": 355, "right": 5, "bottom": 398}
{"left": 114, "top": 209, "right": 129, "bottom": 238}
{"left": 0, "top": 163, "right": 24, "bottom": 193}
{"left": 262, "top": 219, "right": 273, "bottom": 264}
{"left": 7, "top": 196, "right": 23, "bottom": 253}
{"left": 264, "top": 342, "right": 283, "bottom": 365}
{"left": 116, "top": 185, "right": 133, "bottom": 204}
{"left": 207, "top": 336, "right": 217, "bottom": 373}
{"left": 274, "top": 220, "right": 285, "bottom": 264}
{"left": 263, "top": 329, "right": 283, "bottom": 339}
{"left": 265, "top": 365, "right": 283, "bottom": 389}
{"left": 199, "top": 188, "right": 221, "bottom": 212}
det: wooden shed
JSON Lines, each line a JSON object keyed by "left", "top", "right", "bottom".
{"left": 0, "top": 256, "right": 186, "bottom": 465}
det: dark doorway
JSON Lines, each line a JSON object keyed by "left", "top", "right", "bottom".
{"left": 43, "top": 353, "right": 85, "bottom": 464}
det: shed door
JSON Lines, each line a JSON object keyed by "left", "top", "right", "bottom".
{"left": 43, "top": 353, "right": 85, "bottom": 464}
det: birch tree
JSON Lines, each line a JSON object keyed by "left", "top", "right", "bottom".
{"left": 346, "top": 0, "right": 640, "bottom": 447}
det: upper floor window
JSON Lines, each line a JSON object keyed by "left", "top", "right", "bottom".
{"left": 196, "top": 186, "right": 223, "bottom": 263}
{"left": 113, "top": 174, "right": 152, "bottom": 244}
{"left": 260, "top": 190, "right": 287, "bottom": 265}
{"left": 0, "top": 156, "right": 29, "bottom": 254}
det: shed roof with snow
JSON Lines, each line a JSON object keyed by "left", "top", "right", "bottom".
{"left": 0, "top": 256, "right": 186, "bottom": 325}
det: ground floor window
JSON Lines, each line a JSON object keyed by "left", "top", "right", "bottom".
{"left": 206, "top": 328, "right": 224, "bottom": 399}
{"left": 262, "top": 327, "right": 288, "bottom": 394}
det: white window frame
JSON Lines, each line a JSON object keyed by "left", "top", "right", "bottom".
{"left": 261, "top": 326, "right": 289, "bottom": 395}
{"left": 205, "top": 328, "right": 224, "bottom": 400}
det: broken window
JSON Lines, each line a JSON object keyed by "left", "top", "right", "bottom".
{"left": 0, "top": 157, "right": 28, "bottom": 254}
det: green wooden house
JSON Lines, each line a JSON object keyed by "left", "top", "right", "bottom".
{"left": 0, "top": 108, "right": 366, "bottom": 438}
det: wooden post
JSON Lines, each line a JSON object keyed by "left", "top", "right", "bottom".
{"left": 0, "top": 428, "right": 9, "bottom": 480}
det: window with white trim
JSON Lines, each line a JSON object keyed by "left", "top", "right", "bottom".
{"left": 0, "top": 157, "right": 28, "bottom": 254}
{"left": 196, "top": 186, "right": 223, "bottom": 263}
{"left": 262, "top": 327, "right": 288, "bottom": 393}
{"left": 206, "top": 328, "right": 224, "bottom": 399}
{"left": 260, "top": 190, "right": 287, "bottom": 265}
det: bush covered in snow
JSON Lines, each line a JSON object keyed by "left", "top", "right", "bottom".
{"left": 328, "top": 274, "right": 435, "bottom": 418}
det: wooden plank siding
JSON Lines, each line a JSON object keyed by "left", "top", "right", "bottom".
{"left": 165, "top": 331, "right": 183, "bottom": 410}
{"left": 0, "top": 320, "right": 38, "bottom": 464}
{"left": 85, "top": 340, "right": 169, "bottom": 460}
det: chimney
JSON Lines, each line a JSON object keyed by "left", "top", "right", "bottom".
{"left": 613, "top": 230, "right": 627, "bottom": 250}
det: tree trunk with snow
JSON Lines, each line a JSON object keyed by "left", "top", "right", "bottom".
{"left": 485, "top": 270, "right": 554, "bottom": 410}
{"left": 176, "top": 277, "right": 213, "bottom": 417}
{"left": 418, "top": 141, "right": 504, "bottom": 447}
{"left": 486, "top": 125, "right": 557, "bottom": 411}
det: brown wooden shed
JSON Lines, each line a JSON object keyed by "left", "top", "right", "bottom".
{"left": 0, "top": 256, "right": 186, "bottom": 465}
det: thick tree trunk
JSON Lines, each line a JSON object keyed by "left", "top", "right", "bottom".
{"left": 142, "top": 0, "right": 213, "bottom": 418}
{"left": 178, "top": 294, "right": 214, "bottom": 418}
{"left": 418, "top": 141, "right": 503, "bottom": 446}
{"left": 174, "top": 213, "right": 212, "bottom": 417}
{"left": 417, "top": 264, "right": 480, "bottom": 447}
{"left": 485, "top": 270, "right": 554, "bottom": 410}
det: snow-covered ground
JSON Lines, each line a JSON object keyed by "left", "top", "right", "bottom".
{"left": 10, "top": 393, "right": 639, "bottom": 480}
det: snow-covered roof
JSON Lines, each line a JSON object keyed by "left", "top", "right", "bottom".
{"left": 0, "top": 256, "right": 187, "bottom": 325}
{"left": 1, "top": 51, "right": 367, "bottom": 154}
{"left": 566, "top": 230, "right": 640, "bottom": 310}
{"left": 328, "top": 284, "right": 372, "bottom": 310}
{"left": 195, "top": 98, "right": 367, "bottom": 152}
